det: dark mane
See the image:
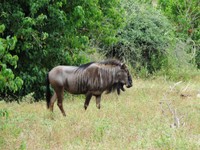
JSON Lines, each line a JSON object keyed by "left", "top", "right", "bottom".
{"left": 99, "top": 59, "right": 121, "bottom": 66}
{"left": 77, "top": 59, "right": 121, "bottom": 71}
{"left": 76, "top": 62, "right": 94, "bottom": 71}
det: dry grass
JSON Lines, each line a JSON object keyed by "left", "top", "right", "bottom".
{"left": 0, "top": 78, "right": 200, "bottom": 150}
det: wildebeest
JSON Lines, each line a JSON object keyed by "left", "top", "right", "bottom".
{"left": 46, "top": 59, "right": 132, "bottom": 116}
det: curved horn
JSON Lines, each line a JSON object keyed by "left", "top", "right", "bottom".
{"left": 120, "top": 63, "right": 126, "bottom": 69}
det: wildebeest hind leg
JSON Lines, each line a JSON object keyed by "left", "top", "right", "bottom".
{"left": 96, "top": 95, "right": 101, "bottom": 109}
{"left": 56, "top": 87, "right": 66, "bottom": 116}
{"left": 84, "top": 93, "right": 92, "bottom": 110}
{"left": 49, "top": 92, "right": 57, "bottom": 112}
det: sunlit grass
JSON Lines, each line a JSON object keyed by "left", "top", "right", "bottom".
{"left": 0, "top": 78, "right": 200, "bottom": 150}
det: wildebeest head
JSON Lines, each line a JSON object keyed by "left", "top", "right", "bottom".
{"left": 101, "top": 60, "right": 133, "bottom": 95}
{"left": 116, "top": 63, "right": 132, "bottom": 89}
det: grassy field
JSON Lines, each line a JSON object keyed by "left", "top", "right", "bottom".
{"left": 0, "top": 78, "right": 200, "bottom": 150}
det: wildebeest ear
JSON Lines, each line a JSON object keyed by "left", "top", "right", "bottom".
{"left": 120, "top": 63, "right": 126, "bottom": 69}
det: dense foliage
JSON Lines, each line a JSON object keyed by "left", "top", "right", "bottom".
{"left": 100, "top": 0, "right": 175, "bottom": 74}
{"left": 0, "top": 0, "right": 123, "bottom": 99}
{"left": 158, "top": 0, "right": 200, "bottom": 68}
{"left": 0, "top": 24, "right": 23, "bottom": 95}
{"left": 100, "top": 0, "right": 199, "bottom": 77}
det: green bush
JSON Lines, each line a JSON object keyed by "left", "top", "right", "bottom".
{"left": 100, "top": 0, "right": 175, "bottom": 74}
{"left": 0, "top": 24, "right": 23, "bottom": 95}
{"left": 158, "top": 0, "right": 200, "bottom": 68}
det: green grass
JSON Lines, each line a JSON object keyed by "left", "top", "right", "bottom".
{"left": 0, "top": 78, "right": 200, "bottom": 150}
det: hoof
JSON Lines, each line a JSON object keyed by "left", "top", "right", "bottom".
{"left": 96, "top": 104, "right": 101, "bottom": 109}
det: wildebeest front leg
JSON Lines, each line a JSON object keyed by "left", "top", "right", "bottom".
{"left": 96, "top": 95, "right": 101, "bottom": 109}
{"left": 84, "top": 93, "right": 92, "bottom": 110}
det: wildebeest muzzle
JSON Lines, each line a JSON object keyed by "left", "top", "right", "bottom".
{"left": 126, "top": 75, "right": 132, "bottom": 88}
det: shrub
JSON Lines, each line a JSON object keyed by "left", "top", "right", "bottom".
{"left": 158, "top": 0, "right": 200, "bottom": 68}
{"left": 100, "top": 0, "right": 175, "bottom": 74}
{"left": 0, "top": 24, "right": 23, "bottom": 96}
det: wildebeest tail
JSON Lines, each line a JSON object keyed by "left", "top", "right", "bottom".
{"left": 46, "top": 73, "right": 51, "bottom": 109}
